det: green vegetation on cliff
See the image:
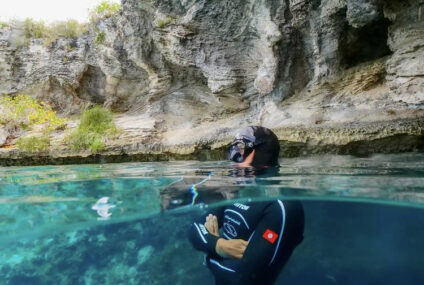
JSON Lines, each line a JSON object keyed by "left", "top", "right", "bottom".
{"left": 0, "top": 21, "right": 9, "bottom": 29}
{"left": 0, "top": 94, "right": 67, "bottom": 152}
{"left": 22, "top": 19, "right": 49, "bottom": 39}
{"left": 9, "top": 18, "right": 88, "bottom": 47}
{"left": 95, "top": 31, "right": 106, "bottom": 45}
{"left": 16, "top": 135, "right": 50, "bottom": 152}
{"left": 89, "top": 1, "right": 122, "bottom": 23}
{"left": 66, "top": 106, "right": 119, "bottom": 153}
{"left": 157, "top": 17, "right": 173, "bottom": 28}
{"left": 0, "top": 94, "right": 66, "bottom": 131}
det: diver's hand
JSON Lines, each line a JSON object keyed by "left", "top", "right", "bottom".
{"left": 216, "top": 238, "right": 248, "bottom": 259}
{"left": 205, "top": 214, "right": 219, "bottom": 237}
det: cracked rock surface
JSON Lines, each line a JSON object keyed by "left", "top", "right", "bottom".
{"left": 0, "top": 0, "right": 423, "bottom": 165}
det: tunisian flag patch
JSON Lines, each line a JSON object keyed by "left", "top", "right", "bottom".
{"left": 262, "top": 229, "right": 278, "bottom": 244}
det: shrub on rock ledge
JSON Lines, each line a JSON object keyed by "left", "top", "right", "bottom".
{"left": 0, "top": 94, "right": 67, "bottom": 152}
{"left": 16, "top": 136, "right": 50, "bottom": 152}
{"left": 66, "top": 106, "right": 119, "bottom": 153}
{"left": 9, "top": 19, "right": 88, "bottom": 47}
{"left": 157, "top": 17, "right": 173, "bottom": 28}
{"left": 0, "top": 94, "right": 67, "bottom": 132}
{"left": 89, "top": 1, "right": 122, "bottom": 23}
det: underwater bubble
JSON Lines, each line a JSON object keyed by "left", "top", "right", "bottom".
{"left": 171, "top": 199, "right": 183, "bottom": 205}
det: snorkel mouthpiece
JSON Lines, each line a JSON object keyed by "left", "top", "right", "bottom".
{"left": 228, "top": 144, "right": 244, "bottom": 162}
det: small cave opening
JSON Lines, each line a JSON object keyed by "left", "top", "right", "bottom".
{"left": 275, "top": 31, "right": 312, "bottom": 101}
{"left": 341, "top": 17, "right": 392, "bottom": 68}
{"left": 76, "top": 65, "right": 107, "bottom": 104}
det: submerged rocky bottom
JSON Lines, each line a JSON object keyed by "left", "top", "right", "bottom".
{"left": 1, "top": 200, "right": 423, "bottom": 285}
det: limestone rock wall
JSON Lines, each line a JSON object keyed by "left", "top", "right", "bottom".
{"left": 0, "top": 0, "right": 423, "bottom": 164}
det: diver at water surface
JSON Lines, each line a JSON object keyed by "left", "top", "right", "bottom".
{"left": 188, "top": 126, "right": 305, "bottom": 285}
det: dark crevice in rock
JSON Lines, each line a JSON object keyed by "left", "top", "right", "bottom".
{"left": 11, "top": 50, "right": 23, "bottom": 79}
{"left": 283, "top": 0, "right": 294, "bottom": 22}
{"left": 280, "top": 134, "right": 424, "bottom": 158}
{"left": 68, "top": 39, "right": 78, "bottom": 49}
{"left": 338, "top": 134, "right": 424, "bottom": 157}
{"left": 274, "top": 29, "right": 311, "bottom": 101}
{"left": 288, "top": 32, "right": 309, "bottom": 95}
{"left": 311, "top": 0, "right": 322, "bottom": 11}
{"left": 168, "top": 62, "right": 208, "bottom": 87}
{"left": 76, "top": 65, "right": 107, "bottom": 104}
{"left": 341, "top": 17, "right": 392, "bottom": 69}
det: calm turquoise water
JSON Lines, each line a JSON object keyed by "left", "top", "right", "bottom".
{"left": 0, "top": 153, "right": 423, "bottom": 284}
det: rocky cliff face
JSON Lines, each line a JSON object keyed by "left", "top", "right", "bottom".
{"left": 0, "top": 0, "right": 423, "bottom": 165}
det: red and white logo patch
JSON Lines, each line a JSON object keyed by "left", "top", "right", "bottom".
{"left": 262, "top": 229, "right": 278, "bottom": 244}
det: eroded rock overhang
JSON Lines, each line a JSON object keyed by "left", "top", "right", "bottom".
{"left": 0, "top": 0, "right": 423, "bottom": 165}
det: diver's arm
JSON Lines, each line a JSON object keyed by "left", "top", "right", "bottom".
{"left": 188, "top": 222, "right": 221, "bottom": 255}
{"left": 207, "top": 201, "right": 287, "bottom": 283}
{"left": 215, "top": 238, "right": 248, "bottom": 259}
{"left": 188, "top": 207, "right": 224, "bottom": 256}
{"left": 205, "top": 212, "right": 249, "bottom": 259}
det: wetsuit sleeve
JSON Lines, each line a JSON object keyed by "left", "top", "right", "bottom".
{"left": 188, "top": 206, "right": 225, "bottom": 256}
{"left": 207, "top": 201, "right": 289, "bottom": 284}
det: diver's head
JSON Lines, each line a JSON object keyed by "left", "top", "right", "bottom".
{"left": 228, "top": 126, "right": 279, "bottom": 168}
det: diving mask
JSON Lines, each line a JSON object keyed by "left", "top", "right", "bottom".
{"left": 228, "top": 139, "right": 255, "bottom": 163}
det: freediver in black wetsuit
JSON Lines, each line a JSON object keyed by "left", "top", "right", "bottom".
{"left": 188, "top": 126, "right": 305, "bottom": 285}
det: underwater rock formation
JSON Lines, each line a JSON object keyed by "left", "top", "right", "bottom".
{"left": 0, "top": 201, "right": 423, "bottom": 284}
{"left": 0, "top": 0, "right": 423, "bottom": 165}
{"left": 0, "top": 213, "right": 207, "bottom": 285}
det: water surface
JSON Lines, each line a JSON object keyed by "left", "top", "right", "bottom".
{"left": 0, "top": 153, "right": 423, "bottom": 284}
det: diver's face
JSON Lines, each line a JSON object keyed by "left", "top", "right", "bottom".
{"left": 235, "top": 142, "right": 245, "bottom": 155}
{"left": 237, "top": 149, "right": 255, "bottom": 167}
{"left": 228, "top": 140, "right": 250, "bottom": 162}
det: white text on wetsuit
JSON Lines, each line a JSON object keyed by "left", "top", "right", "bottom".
{"left": 234, "top": 203, "right": 250, "bottom": 210}
{"left": 199, "top": 224, "right": 209, "bottom": 235}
